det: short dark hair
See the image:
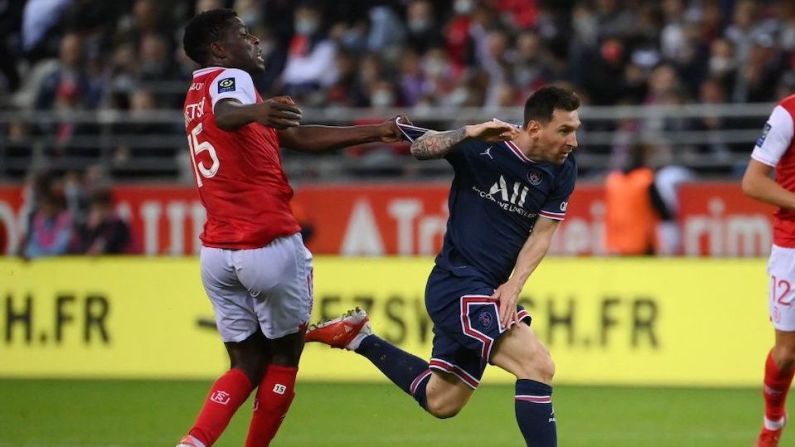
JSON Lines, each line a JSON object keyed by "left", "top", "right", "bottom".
{"left": 523, "top": 86, "right": 580, "bottom": 126}
{"left": 183, "top": 8, "right": 238, "bottom": 66}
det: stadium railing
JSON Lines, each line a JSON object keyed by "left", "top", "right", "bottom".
{"left": 0, "top": 103, "right": 774, "bottom": 181}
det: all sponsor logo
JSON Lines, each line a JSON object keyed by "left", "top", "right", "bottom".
{"left": 488, "top": 175, "right": 529, "bottom": 207}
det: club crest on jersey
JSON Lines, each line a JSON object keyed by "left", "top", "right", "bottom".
{"left": 757, "top": 122, "right": 771, "bottom": 146}
{"left": 218, "top": 77, "right": 236, "bottom": 93}
{"left": 527, "top": 170, "right": 543, "bottom": 186}
{"left": 478, "top": 312, "right": 493, "bottom": 329}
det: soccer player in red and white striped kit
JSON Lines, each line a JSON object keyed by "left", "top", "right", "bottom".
{"left": 177, "top": 8, "right": 406, "bottom": 447}
{"left": 743, "top": 93, "right": 795, "bottom": 447}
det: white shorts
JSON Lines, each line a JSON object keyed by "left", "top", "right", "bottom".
{"left": 768, "top": 244, "right": 795, "bottom": 331}
{"left": 200, "top": 233, "right": 313, "bottom": 341}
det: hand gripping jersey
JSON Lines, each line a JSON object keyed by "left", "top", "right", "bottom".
{"left": 183, "top": 67, "right": 300, "bottom": 249}
{"left": 397, "top": 120, "right": 577, "bottom": 286}
{"left": 752, "top": 94, "right": 795, "bottom": 247}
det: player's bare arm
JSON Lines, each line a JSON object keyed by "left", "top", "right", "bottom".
{"left": 493, "top": 217, "right": 560, "bottom": 328}
{"left": 742, "top": 159, "right": 795, "bottom": 210}
{"left": 214, "top": 96, "right": 302, "bottom": 131}
{"left": 278, "top": 115, "right": 409, "bottom": 152}
{"left": 410, "top": 120, "right": 520, "bottom": 160}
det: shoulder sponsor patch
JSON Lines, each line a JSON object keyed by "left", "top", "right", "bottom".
{"left": 756, "top": 122, "right": 771, "bottom": 147}
{"left": 217, "top": 77, "right": 236, "bottom": 93}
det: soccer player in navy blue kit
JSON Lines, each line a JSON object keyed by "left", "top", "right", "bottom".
{"left": 307, "top": 86, "right": 581, "bottom": 446}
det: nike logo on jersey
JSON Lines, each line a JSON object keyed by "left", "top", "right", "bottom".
{"left": 480, "top": 146, "right": 494, "bottom": 159}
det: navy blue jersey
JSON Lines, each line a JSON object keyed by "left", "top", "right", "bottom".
{"left": 398, "top": 120, "right": 577, "bottom": 286}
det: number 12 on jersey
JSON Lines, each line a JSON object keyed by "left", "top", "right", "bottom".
{"left": 188, "top": 123, "right": 220, "bottom": 187}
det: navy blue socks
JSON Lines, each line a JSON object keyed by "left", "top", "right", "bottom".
{"left": 355, "top": 334, "right": 431, "bottom": 410}
{"left": 515, "top": 379, "right": 557, "bottom": 446}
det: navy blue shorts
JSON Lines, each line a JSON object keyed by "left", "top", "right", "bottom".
{"left": 424, "top": 267, "right": 531, "bottom": 389}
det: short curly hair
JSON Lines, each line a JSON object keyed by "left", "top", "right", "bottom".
{"left": 183, "top": 8, "right": 238, "bottom": 66}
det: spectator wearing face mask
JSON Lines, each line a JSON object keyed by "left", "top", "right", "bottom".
{"left": 70, "top": 188, "right": 132, "bottom": 255}
{"left": 405, "top": 0, "right": 444, "bottom": 55}
{"left": 279, "top": 1, "right": 339, "bottom": 103}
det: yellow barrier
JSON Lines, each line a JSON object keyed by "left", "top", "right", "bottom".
{"left": 0, "top": 257, "right": 772, "bottom": 386}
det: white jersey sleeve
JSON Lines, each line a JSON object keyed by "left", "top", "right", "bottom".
{"left": 752, "top": 105, "right": 795, "bottom": 168}
{"left": 208, "top": 68, "right": 257, "bottom": 108}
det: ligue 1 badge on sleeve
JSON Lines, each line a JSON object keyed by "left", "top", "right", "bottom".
{"left": 756, "top": 122, "right": 771, "bottom": 147}
{"left": 218, "top": 77, "right": 236, "bottom": 93}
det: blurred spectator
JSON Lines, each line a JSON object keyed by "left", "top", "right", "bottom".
{"left": 512, "top": 30, "right": 552, "bottom": 96}
{"left": 21, "top": 0, "right": 72, "bottom": 61}
{"left": 397, "top": 49, "right": 428, "bottom": 107}
{"left": 366, "top": 5, "right": 406, "bottom": 56}
{"left": 114, "top": 0, "right": 172, "bottom": 48}
{"left": 605, "top": 140, "right": 661, "bottom": 256}
{"left": 444, "top": 0, "right": 477, "bottom": 68}
{"left": 690, "top": 77, "right": 735, "bottom": 169}
{"left": 35, "top": 33, "right": 97, "bottom": 110}
{"left": 495, "top": 0, "right": 538, "bottom": 30}
{"left": 581, "top": 37, "right": 627, "bottom": 105}
{"left": 111, "top": 89, "right": 179, "bottom": 178}
{"left": 405, "top": 0, "right": 444, "bottom": 55}
{"left": 654, "top": 164, "right": 696, "bottom": 255}
{"left": 325, "top": 49, "right": 359, "bottom": 106}
{"left": 138, "top": 33, "right": 179, "bottom": 83}
{"left": 707, "top": 38, "right": 738, "bottom": 94}
{"left": 280, "top": 1, "right": 339, "bottom": 103}
{"left": 480, "top": 27, "right": 513, "bottom": 108}
{"left": 421, "top": 47, "right": 461, "bottom": 105}
{"left": 70, "top": 188, "right": 132, "bottom": 255}
{"left": 733, "top": 33, "right": 789, "bottom": 103}
{"left": 0, "top": 0, "right": 24, "bottom": 93}
{"left": 594, "top": 0, "right": 637, "bottom": 40}
{"left": 20, "top": 189, "right": 72, "bottom": 259}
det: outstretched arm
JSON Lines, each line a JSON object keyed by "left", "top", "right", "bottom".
{"left": 742, "top": 159, "right": 795, "bottom": 210}
{"left": 214, "top": 96, "right": 302, "bottom": 131}
{"left": 492, "top": 217, "right": 560, "bottom": 328}
{"left": 278, "top": 118, "right": 404, "bottom": 153}
{"left": 410, "top": 119, "right": 520, "bottom": 160}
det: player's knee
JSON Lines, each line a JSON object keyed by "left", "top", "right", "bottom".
{"left": 774, "top": 345, "right": 795, "bottom": 370}
{"left": 517, "top": 345, "right": 555, "bottom": 383}
{"left": 233, "top": 362, "right": 265, "bottom": 385}
{"left": 425, "top": 398, "right": 462, "bottom": 419}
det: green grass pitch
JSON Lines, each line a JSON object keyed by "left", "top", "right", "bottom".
{"left": 0, "top": 379, "right": 772, "bottom": 446}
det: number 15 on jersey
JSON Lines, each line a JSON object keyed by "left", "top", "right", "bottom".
{"left": 188, "top": 123, "right": 219, "bottom": 187}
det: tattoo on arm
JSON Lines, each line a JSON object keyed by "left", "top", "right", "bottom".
{"left": 410, "top": 128, "right": 468, "bottom": 160}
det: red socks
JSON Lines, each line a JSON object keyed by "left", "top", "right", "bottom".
{"left": 189, "top": 368, "right": 254, "bottom": 446}
{"left": 764, "top": 350, "right": 795, "bottom": 422}
{"left": 245, "top": 365, "right": 298, "bottom": 447}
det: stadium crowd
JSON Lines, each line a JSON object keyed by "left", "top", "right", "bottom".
{"left": 2, "top": 0, "right": 795, "bottom": 257}
{"left": 1, "top": 0, "right": 794, "bottom": 177}
{"left": 3, "top": 0, "right": 794, "bottom": 111}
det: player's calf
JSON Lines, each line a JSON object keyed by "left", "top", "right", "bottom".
{"left": 245, "top": 365, "right": 298, "bottom": 447}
